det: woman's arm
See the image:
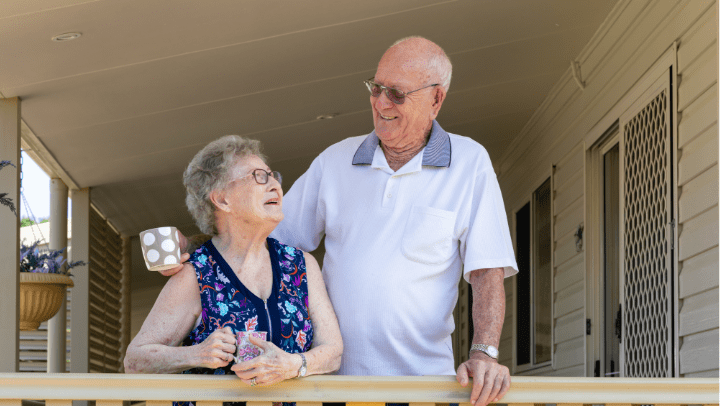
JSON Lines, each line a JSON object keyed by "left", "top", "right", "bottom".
{"left": 297, "top": 251, "right": 343, "bottom": 374}
{"left": 232, "top": 252, "right": 343, "bottom": 384}
{"left": 124, "top": 264, "right": 236, "bottom": 374}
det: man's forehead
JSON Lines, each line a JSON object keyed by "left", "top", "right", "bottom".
{"left": 375, "top": 57, "right": 431, "bottom": 87}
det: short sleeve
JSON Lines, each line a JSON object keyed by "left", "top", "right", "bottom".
{"left": 459, "top": 167, "right": 519, "bottom": 282}
{"left": 271, "top": 156, "right": 326, "bottom": 252}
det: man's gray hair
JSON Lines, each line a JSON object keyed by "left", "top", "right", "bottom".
{"left": 183, "top": 135, "right": 266, "bottom": 235}
{"left": 390, "top": 36, "right": 453, "bottom": 92}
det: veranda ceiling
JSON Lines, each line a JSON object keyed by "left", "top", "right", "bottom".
{"left": 0, "top": 0, "right": 618, "bottom": 238}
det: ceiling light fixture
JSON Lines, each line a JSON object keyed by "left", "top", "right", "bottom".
{"left": 52, "top": 32, "right": 82, "bottom": 42}
{"left": 316, "top": 114, "right": 338, "bottom": 120}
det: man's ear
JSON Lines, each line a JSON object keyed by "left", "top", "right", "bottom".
{"left": 209, "top": 189, "right": 231, "bottom": 213}
{"left": 430, "top": 86, "right": 447, "bottom": 118}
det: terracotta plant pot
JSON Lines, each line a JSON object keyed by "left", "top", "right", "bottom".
{"left": 19, "top": 273, "right": 74, "bottom": 331}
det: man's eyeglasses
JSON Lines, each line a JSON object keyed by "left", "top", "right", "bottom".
{"left": 241, "top": 169, "right": 282, "bottom": 186}
{"left": 364, "top": 78, "right": 438, "bottom": 105}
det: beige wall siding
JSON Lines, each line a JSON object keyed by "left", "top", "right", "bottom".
{"left": 676, "top": 1, "right": 719, "bottom": 377}
{"left": 499, "top": 0, "right": 718, "bottom": 376}
{"left": 551, "top": 145, "right": 585, "bottom": 377}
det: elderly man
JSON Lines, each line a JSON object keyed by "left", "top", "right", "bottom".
{"left": 163, "top": 37, "right": 517, "bottom": 406}
{"left": 274, "top": 36, "right": 517, "bottom": 406}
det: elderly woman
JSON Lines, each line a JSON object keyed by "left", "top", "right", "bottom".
{"left": 124, "top": 136, "right": 342, "bottom": 393}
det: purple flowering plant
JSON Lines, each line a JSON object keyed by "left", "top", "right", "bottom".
{"left": 20, "top": 241, "right": 86, "bottom": 276}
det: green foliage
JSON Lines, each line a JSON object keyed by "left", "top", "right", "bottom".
{"left": 0, "top": 160, "right": 17, "bottom": 215}
{"left": 20, "top": 217, "right": 49, "bottom": 227}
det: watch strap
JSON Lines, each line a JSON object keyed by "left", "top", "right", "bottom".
{"left": 470, "top": 344, "right": 499, "bottom": 359}
{"left": 297, "top": 353, "right": 307, "bottom": 377}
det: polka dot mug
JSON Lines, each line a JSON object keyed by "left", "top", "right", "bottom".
{"left": 139, "top": 226, "right": 182, "bottom": 271}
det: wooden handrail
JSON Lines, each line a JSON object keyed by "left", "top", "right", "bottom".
{"left": 0, "top": 374, "right": 717, "bottom": 404}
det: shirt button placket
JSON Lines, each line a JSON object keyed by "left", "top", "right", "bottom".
{"left": 382, "top": 176, "right": 398, "bottom": 208}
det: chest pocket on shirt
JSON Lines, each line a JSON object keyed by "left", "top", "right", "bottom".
{"left": 401, "top": 205, "right": 457, "bottom": 265}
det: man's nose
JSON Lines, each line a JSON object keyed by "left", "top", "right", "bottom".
{"left": 375, "top": 89, "right": 395, "bottom": 109}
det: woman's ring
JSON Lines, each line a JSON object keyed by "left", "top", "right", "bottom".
{"left": 250, "top": 378, "right": 257, "bottom": 386}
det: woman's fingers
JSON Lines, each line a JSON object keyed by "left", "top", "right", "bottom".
{"left": 197, "top": 327, "right": 237, "bottom": 368}
{"left": 247, "top": 334, "right": 272, "bottom": 349}
{"left": 232, "top": 355, "right": 263, "bottom": 372}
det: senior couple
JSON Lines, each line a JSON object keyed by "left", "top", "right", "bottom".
{"left": 125, "top": 36, "right": 518, "bottom": 406}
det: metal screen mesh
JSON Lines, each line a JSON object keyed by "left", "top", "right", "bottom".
{"left": 622, "top": 89, "right": 672, "bottom": 377}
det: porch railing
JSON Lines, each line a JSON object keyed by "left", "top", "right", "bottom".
{"left": 0, "top": 374, "right": 717, "bottom": 405}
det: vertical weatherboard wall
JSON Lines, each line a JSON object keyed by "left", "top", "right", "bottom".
{"left": 497, "top": 0, "right": 718, "bottom": 377}
{"left": 675, "top": 2, "right": 719, "bottom": 378}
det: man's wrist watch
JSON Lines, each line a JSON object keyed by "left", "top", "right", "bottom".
{"left": 470, "top": 344, "right": 499, "bottom": 359}
{"left": 297, "top": 353, "right": 307, "bottom": 377}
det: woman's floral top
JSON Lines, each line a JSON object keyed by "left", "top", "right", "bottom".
{"left": 177, "top": 237, "right": 313, "bottom": 406}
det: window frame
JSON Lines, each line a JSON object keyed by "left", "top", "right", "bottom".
{"left": 511, "top": 171, "right": 554, "bottom": 374}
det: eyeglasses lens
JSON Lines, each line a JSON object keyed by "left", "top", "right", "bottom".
{"left": 366, "top": 81, "right": 406, "bottom": 105}
{"left": 387, "top": 88, "right": 405, "bottom": 104}
{"left": 272, "top": 171, "right": 282, "bottom": 185}
{"left": 252, "top": 169, "right": 282, "bottom": 185}
{"left": 253, "top": 169, "right": 268, "bottom": 184}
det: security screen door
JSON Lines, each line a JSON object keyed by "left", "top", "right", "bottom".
{"left": 618, "top": 71, "right": 674, "bottom": 378}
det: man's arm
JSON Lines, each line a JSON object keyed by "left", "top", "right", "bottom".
{"left": 456, "top": 267, "right": 510, "bottom": 406}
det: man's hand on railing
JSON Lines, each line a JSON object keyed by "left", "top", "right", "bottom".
{"left": 456, "top": 352, "right": 510, "bottom": 406}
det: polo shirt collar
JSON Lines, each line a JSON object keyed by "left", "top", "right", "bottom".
{"left": 351, "top": 120, "right": 451, "bottom": 168}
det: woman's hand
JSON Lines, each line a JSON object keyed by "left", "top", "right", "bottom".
{"left": 194, "top": 327, "right": 237, "bottom": 369}
{"left": 231, "top": 335, "right": 302, "bottom": 386}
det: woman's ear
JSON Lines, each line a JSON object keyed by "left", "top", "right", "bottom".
{"left": 209, "top": 189, "right": 231, "bottom": 213}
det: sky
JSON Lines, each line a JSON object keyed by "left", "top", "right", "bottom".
{"left": 19, "top": 150, "right": 71, "bottom": 221}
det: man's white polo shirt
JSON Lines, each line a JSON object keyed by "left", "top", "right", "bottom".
{"left": 272, "top": 121, "right": 518, "bottom": 376}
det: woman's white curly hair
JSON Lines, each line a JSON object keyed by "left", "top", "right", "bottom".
{"left": 183, "top": 135, "right": 265, "bottom": 235}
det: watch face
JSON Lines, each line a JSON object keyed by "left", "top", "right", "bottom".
{"left": 487, "top": 346, "right": 499, "bottom": 358}
{"left": 299, "top": 366, "right": 307, "bottom": 377}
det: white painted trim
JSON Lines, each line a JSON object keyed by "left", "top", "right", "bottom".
{"left": 583, "top": 46, "right": 677, "bottom": 151}
{"left": 20, "top": 120, "right": 79, "bottom": 190}
{"left": 670, "top": 45, "right": 680, "bottom": 377}
{"left": 586, "top": 123, "right": 620, "bottom": 378}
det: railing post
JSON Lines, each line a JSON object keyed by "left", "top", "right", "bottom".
{"left": 48, "top": 178, "right": 69, "bottom": 373}
{"left": 0, "top": 97, "right": 21, "bottom": 373}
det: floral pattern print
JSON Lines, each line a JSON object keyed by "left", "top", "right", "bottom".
{"left": 176, "top": 238, "right": 313, "bottom": 406}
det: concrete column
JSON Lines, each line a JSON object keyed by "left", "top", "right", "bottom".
{"left": 0, "top": 97, "right": 20, "bottom": 372}
{"left": 48, "top": 178, "right": 68, "bottom": 373}
{"left": 70, "top": 188, "right": 90, "bottom": 376}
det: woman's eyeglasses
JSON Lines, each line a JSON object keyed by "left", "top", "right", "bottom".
{"left": 241, "top": 169, "right": 282, "bottom": 186}
{"left": 363, "top": 78, "right": 438, "bottom": 105}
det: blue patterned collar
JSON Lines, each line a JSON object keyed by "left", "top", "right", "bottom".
{"left": 352, "top": 120, "right": 451, "bottom": 167}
